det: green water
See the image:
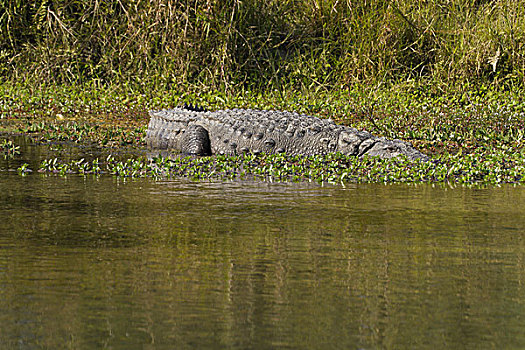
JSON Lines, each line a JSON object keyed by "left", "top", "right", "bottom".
{"left": 1, "top": 139, "right": 525, "bottom": 349}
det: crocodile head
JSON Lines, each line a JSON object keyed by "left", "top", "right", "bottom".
{"left": 336, "top": 129, "right": 367, "bottom": 156}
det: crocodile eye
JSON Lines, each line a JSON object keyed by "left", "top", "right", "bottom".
{"left": 339, "top": 130, "right": 355, "bottom": 144}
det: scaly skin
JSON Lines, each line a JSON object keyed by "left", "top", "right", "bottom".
{"left": 146, "top": 107, "right": 428, "bottom": 161}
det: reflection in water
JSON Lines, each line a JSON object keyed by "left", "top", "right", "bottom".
{"left": 1, "top": 138, "right": 525, "bottom": 349}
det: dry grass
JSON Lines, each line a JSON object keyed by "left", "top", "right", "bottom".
{"left": 1, "top": 0, "right": 524, "bottom": 90}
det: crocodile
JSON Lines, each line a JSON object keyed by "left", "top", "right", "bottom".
{"left": 146, "top": 106, "right": 428, "bottom": 161}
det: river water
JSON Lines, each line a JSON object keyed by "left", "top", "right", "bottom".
{"left": 1, "top": 137, "right": 525, "bottom": 349}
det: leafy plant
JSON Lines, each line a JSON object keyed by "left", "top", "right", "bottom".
{"left": 1, "top": 139, "right": 20, "bottom": 158}
{"left": 17, "top": 163, "right": 30, "bottom": 175}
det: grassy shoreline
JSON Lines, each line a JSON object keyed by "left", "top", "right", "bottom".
{"left": 2, "top": 81, "right": 525, "bottom": 152}
{"left": 3, "top": 1, "right": 525, "bottom": 89}
{"left": 2, "top": 81, "right": 525, "bottom": 185}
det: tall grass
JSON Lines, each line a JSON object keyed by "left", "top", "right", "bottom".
{"left": 1, "top": 0, "right": 524, "bottom": 90}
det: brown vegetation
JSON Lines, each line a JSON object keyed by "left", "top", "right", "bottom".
{"left": 1, "top": 0, "right": 524, "bottom": 90}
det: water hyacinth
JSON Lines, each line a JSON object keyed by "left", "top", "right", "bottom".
{"left": 16, "top": 120, "right": 146, "bottom": 147}
{"left": 1, "top": 139, "right": 20, "bottom": 158}
{"left": 26, "top": 150, "right": 524, "bottom": 185}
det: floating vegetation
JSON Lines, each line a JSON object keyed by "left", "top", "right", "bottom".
{"left": 16, "top": 120, "right": 146, "bottom": 147}
{"left": 17, "top": 163, "right": 30, "bottom": 175}
{"left": 23, "top": 151, "right": 525, "bottom": 185}
{"left": 1, "top": 139, "right": 20, "bottom": 158}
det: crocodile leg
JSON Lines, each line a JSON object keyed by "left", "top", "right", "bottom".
{"left": 181, "top": 125, "right": 212, "bottom": 156}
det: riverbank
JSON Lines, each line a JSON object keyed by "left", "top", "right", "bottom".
{"left": 1, "top": 81, "right": 524, "bottom": 185}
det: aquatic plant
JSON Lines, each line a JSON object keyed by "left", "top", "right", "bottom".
{"left": 29, "top": 149, "right": 525, "bottom": 186}
{"left": 15, "top": 119, "right": 146, "bottom": 147}
{"left": 17, "top": 163, "right": 30, "bottom": 175}
{"left": 1, "top": 139, "right": 20, "bottom": 158}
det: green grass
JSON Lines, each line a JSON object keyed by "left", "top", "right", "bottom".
{"left": 1, "top": 0, "right": 525, "bottom": 89}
